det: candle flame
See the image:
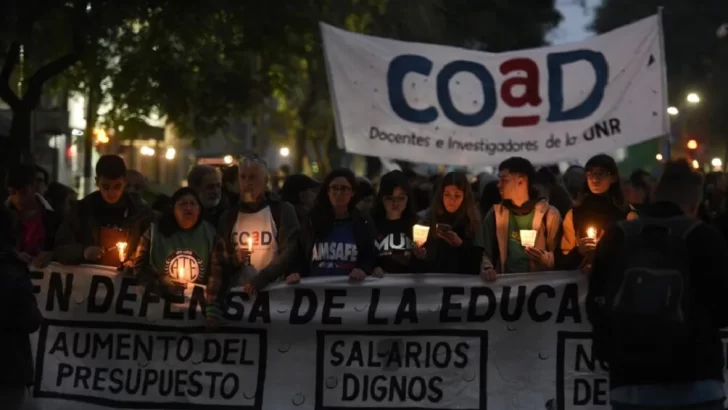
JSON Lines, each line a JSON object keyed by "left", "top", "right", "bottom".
{"left": 179, "top": 266, "right": 185, "bottom": 280}
{"left": 247, "top": 237, "right": 253, "bottom": 250}
{"left": 116, "top": 242, "right": 127, "bottom": 261}
{"left": 586, "top": 227, "right": 596, "bottom": 240}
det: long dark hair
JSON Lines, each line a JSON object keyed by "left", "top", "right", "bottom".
{"left": 583, "top": 154, "right": 626, "bottom": 209}
{"left": 428, "top": 171, "right": 481, "bottom": 238}
{"left": 310, "top": 168, "right": 359, "bottom": 236}
{"left": 158, "top": 187, "right": 204, "bottom": 236}
{"left": 372, "top": 171, "right": 416, "bottom": 226}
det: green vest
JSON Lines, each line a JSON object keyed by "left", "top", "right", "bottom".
{"left": 149, "top": 221, "right": 216, "bottom": 285}
{"left": 504, "top": 210, "right": 534, "bottom": 274}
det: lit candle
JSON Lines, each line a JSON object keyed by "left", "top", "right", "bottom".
{"left": 412, "top": 224, "right": 430, "bottom": 246}
{"left": 178, "top": 266, "right": 185, "bottom": 281}
{"left": 116, "top": 242, "right": 127, "bottom": 261}
{"left": 586, "top": 227, "right": 596, "bottom": 240}
{"left": 247, "top": 237, "right": 253, "bottom": 251}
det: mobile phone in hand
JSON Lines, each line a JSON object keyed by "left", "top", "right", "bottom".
{"left": 436, "top": 223, "right": 452, "bottom": 233}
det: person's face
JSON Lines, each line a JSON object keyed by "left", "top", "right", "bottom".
{"left": 174, "top": 194, "right": 201, "bottom": 230}
{"left": 442, "top": 185, "right": 464, "bottom": 213}
{"left": 328, "top": 177, "right": 353, "bottom": 209}
{"left": 357, "top": 196, "right": 374, "bottom": 214}
{"left": 96, "top": 176, "right": 125, "bottom": 205}
{"left": 238, "top": 163, "right": 266, "bottom": 203}
{"left": 586, "top": 167, "right": 615, "bottom": 195}
{"left": 497, "top": 170, "right": 526, "bottom": 200}
{"left": 8, "top": 185, "right": 36, "bottom": 210}
{"left": 299, "top": 187, "right": 318, "bottom": 211}
{"left": 125, "top": 172, "right": 147, "bottom": 200}
{"left": 34, "top": 172, "right": 47, "bottom": 196}
{"left": 383, "top": 186, "right": 408, "bottom": 220}
{"left": 196, "top": 172, "right": 222, "bottom": 209}
{"left": 225, "top": 178, "right": 240, "bottom": 195}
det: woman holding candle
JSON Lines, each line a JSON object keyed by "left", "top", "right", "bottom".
{"left": 558, "top": 154, "right": 637, "bottom": 270}
{"left": 132, "top": 188, "right": 216, "bottom": 290}
{"left": 287, "top": 169, "right": 376, "bottom": 281}
{"left": 418, "top": 171, "right": 482, "bottom": 274}
{"left": 370, "top": 171, "right": 426, "bottom": 275}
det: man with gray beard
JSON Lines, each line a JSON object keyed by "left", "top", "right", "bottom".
{"left": 187, "top": 165, "right": 229, "bottom": 226}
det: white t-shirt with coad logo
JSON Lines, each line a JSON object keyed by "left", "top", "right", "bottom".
{"left": 230, "top": 207, "right": 278, "bottom": 277}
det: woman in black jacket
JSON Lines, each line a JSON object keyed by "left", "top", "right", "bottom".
{"left": 559, "top": 154, "right": 636, "bottom": 270}
{"left": 420, "top": 171, "right": 483, "bottom": 274}
{"left": 287, "top": 169, "right": 376, "bottom": 282}
{"left": 371, "top": 171, "right": 426, "bottom": 274}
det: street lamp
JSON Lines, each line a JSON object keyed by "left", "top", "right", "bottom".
{"left": 140, "top": 146, "right": 155, "bottom": 156}
{"left": 687, "top": 139, "right": 698, "bottom": 150}
{"left": 687, "top": 93, "right": 700, "bottom": 104}
{"left": 223, "top": 155, "right": 233, "bottom": 164}
{"left": 279, "top": 146, "right": 290, "bottom": 157}
{"left": 165, "top": 147, "right": 176, "bottom": 160}
{"left": 667, "top": 106, "right": 679, "bottom": 116}
{"left": 712, "top": 157, "right": 723, "bottom": 168}
{"left": 656, "top": 153, "right": 663, "bottom": 161}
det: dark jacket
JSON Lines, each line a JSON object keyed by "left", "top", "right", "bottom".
{"left": 296, "top": 210, "right": 376, "bottom": 277}
{"left": 206, "top": 193, "right": 299, "bottom": 304}
{"left": 53, "top": 191, "right": 155, "bottom": 265}
{"left": 201, "top": 196, "right": 230, "bottom": 227}
{"left": 6, "top": 193, "right": 61, "bottom": 253}
{"left": 586, "top": 201, "right": 728, "bottom": 388}
{"left": 0, "top": 251, "right": 42, "bottom": 386}
{"left": 558, "top": 194, "right": 632, "bottom": 270}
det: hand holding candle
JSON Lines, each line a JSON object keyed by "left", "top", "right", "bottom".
{"left": 237, "top": 237, "right": 253, "bottom": 265}
{"left": 412, "top": 224, "right": 430, "bottom": 246}
{"left": 116, "top": 242, "right": 127, "bottom": 262}
{"left": 578, "top": 226, "right": 598, "bottom": 256}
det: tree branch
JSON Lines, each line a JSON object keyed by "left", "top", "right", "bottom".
{"left": 0, "top": 42, "right": 23, "bottom": 110}
{"left": 23, "top": 3, "right": 86, "bottom": 108}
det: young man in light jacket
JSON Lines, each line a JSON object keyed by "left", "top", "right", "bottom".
{"left": 476, "top": 157, "right": 562, "bottom": 280}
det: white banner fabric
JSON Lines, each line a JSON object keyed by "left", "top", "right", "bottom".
{"left": 26, "top": 264, "right": 727, "bottom": 410}
{"left": 321, "top": 16, "right": 666, "bottom": 165}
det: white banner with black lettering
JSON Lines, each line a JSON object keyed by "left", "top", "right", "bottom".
{"left": 27, "top": 264, "right": 727, "bottom": 410}
{"left": 321, "top": 15, "right": 666, "bottom": 165}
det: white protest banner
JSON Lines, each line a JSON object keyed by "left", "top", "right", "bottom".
{"left": 26, "top": 264, "right": 728, "bottom": 410}
{"left": 321, "top": 16, "right": 667, "bottom": 165}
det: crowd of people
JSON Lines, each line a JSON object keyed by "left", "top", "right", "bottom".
{"left": 2, "top": 151, "right": 728, "bottom": 409}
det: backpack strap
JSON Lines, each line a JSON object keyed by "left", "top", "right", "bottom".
{"left": 541, "top": 209, "right": 550, "bottom": 252}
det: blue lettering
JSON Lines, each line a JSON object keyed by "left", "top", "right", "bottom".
{"left": 387, "top": 55, "right": 437, "bottom": 123}
{"left": 547, "top": 50, "right": 608, "bottom": 122}
{"left": 437, "top": 60, "right": 497, "bottom": 127}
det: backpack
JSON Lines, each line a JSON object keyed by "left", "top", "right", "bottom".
{"left": 606, "top": 216, "right": 699, "bottom": 355}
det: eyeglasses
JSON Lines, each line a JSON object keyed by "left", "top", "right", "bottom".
{"left": 383, "top": 195, "right": 407, "bottom": 203}
{"left": 586, "top": 170, "right": 611, "bottom": 180}
{"left": 329, "top": 185, "right": 352, "bottom": 194}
